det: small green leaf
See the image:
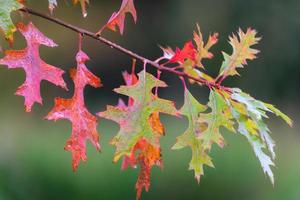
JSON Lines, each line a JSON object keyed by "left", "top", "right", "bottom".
{"left": 173, "top": 89, "right": 235, "bottom": 182}
{"left": 218, "top": 28, "right": 260, "bottom": 79}
{"left": 172, "top": 89, "right": 211, "bottom": 182}
{"left": 200, "top": 90, "right": 235, "bottom": 149}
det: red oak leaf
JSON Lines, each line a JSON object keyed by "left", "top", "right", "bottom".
{"left": 97, "top": 0, "right": 137, "bottom": 35}
{"left": 46, "top": 50, "right": 101, "bottom": 171}
{"left": 169, "top": 41, "right": 197, "bottom": 64}
{"left": 0, "top": 22, "right": 67, "bottom": 112}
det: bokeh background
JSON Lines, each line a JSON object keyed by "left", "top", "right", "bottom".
{"left": 1, "top": 0, "right": 300, "bottom": 199}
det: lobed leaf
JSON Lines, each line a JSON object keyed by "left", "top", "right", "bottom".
{"left": 174, "top": 89, "right": 235, "bottom": 182}
{"left": 193, "top": 24, "right": 219, "bottom": 69}
{"left": 218, "top": 88, "right": 292, "bottom": 184}
{"left": 115, "top": 72, "right": 164, "bottom": 200}
{"left": 160, "top": 25, "right": 217, "bottom": 84}
{"left": 168, "top": 41, "right": 197, "bottom": 64}
{"left": 97, "top": 0, "right": 137, "bottom": 35}
{"left": 218, "top": 28, "right": 261, "bottom": 80}
{"left": 0, "top": 22, "right": 67, "bottom": 112}
{"left": 172, "top": 89, "right": 211, "bottom": 182}
{"left": 99, "top": 69, "right": 176, "bottom": 199}
{"left": 98, "top": 69, "right": 178, "bottom": 162}
{"left": 46, "top": 50, "right": 101, "bottom": 171}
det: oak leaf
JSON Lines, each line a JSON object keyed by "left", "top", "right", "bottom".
{"left": 173, "top": 89, "right": 235, "bottom": 182}
{"left": 98, "top": 70, "right": 177, "bottom": 162}
{"left": 0, "top": 22, "right": 67, "bottom": 112}
{"left": 218, "top": 28, "right": 260, "bottom": 79}
{"left": 193, "top": 24, "right": 218, "bottom": 69}
{"left": 97, "top": 0, "right": 137, "bottom": 35}
{"left": 160, "top": 25, "right": 217, "bottom": 84}
{"left": 169, "top": 41, "right": 197, "bottom": 64}
{"left": 172, "top": 89, "right": 210, "bottom": 182}
{"left": 213, "top": 88, "right": 292, "bottom": 184}
{"left": 117, "top": 71, "right": 164, "bottom": 200}
{"left": 46, "top": 50, "right": 101, "bottom": 171}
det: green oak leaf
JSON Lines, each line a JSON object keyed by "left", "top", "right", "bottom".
{"left": 172, "top": 89, "right": 211, "bottom": 182}
{"left": 0, "top": 0, "right": 23, "bottom": 42}
{"left": 173, "top": 89, "right": 235, "bottom": 182}
{"left": 98, "top": 69, "right": 178, "bottom": 162}
{"left": 199, "top": 90, "right": 235, "bottom": 149}
{"left": 218, "top": 28, "right": 260, "bottom": 79}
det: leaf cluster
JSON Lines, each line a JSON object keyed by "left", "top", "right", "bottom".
{"left": 0, "top": 1, "right": 293, "bottom": 199}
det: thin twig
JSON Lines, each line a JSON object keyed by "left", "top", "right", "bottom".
{"left": 19, "top": 7, "right": 227, "bottom": 90}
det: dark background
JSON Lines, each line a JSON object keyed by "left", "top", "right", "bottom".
{"left": 0, "top": 0, "right": 300, "bottom": 199}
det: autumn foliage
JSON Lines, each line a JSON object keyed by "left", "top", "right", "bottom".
{"left": 0, "top": 0, "right": 293, "bottom": 199}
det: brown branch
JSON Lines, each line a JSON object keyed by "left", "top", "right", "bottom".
{"left": 19, "top": 7, "right": 226, "bottom": 90}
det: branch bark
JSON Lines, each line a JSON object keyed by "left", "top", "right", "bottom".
{"left": 19, "top": 7, "right": 226, "bottom": 90}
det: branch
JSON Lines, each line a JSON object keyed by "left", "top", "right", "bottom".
{"left": 19, "top": 7, "right": 226, "bottom": 90}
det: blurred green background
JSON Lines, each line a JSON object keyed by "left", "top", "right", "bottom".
{"left": 0, "top": 0, "right": 300, "bottom": 199}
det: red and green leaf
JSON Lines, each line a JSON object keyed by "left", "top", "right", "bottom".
{"left": 160, "top": 25, "right": 217, "bottom": 84}
{"left": 119, "top": 70, "right": 165, "bottom": 200}
{"left": 98, "top": 69, "right": 177, "bottom": 199}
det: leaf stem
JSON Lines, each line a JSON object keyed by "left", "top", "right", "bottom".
{"left": 78, "top": 33, "right": 83, "bottom": 51}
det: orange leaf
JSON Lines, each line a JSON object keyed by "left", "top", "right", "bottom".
{"left": 135, "top": 140, "right": 162, "bottom": 200}
{"left": 193, "top": 24, "right": 219, "bottom": 68}
{"left": 46, "top": 50, "right": 101, "bottom": 171}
